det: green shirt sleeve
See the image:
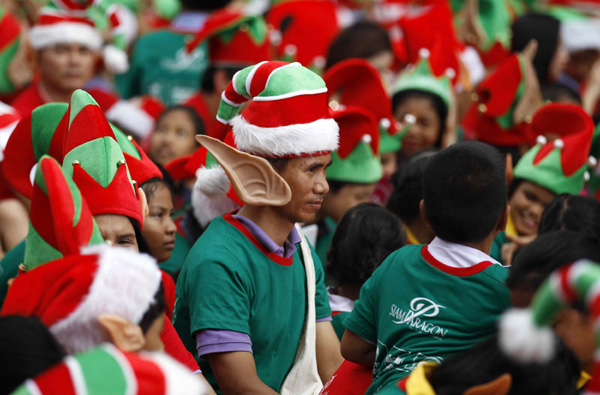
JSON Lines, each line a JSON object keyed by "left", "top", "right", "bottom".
{"left": 187, "top": 252, "right": 252, "bottom": 336}
{"left": 312, "top": 244, "right": 332, "bottom": 320}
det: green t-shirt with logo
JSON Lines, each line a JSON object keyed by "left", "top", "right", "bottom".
{"left": 173, "top": 214, "right": 331, "bottom": 393}
{"left": 115, "top": 30, "right": 208, "bottom": 106}
{"left": 344, "top": 244, "right": 511, "bottom": 394}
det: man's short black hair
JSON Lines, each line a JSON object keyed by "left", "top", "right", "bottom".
{"left": 422, "top": 141, "right": 507, "bottom": 244}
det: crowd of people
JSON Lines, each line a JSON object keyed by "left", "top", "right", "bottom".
{"left": 0, "top": 0, "right": 599, "bottom": 393}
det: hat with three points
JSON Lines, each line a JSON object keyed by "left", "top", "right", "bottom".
{"left": 62, "top": 89, "right": 143, "bottom": 228}
{"left": 112, "top": 125, "right": 163, "bottom": 186}
{"left": 211, "top": 60, "right": 339, "bottom": 156}
{"left": 23, "top": 155, "right": 103, "bottom": 272}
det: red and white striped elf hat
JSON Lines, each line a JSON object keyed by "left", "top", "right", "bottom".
{"left": 16, "top": 344, "right": 206, "bottom": 395}
{"left": 29, "top": 7, "right": 102, "bottom": 51}
{"left": 211, "top": 61, "right": 339, "bottom": 157}
{"left": 0, "top": 102, "right": 20, "bottom": 161}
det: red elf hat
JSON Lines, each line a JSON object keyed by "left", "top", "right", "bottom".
{"left": 113, "top": 125, "right": 162, "bottom": 186}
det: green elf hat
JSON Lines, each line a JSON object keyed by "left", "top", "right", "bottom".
{"left": 62, "top": 89, "right": 143, "bottom": 228}
{"left": 513, "top": 104, "right": 595, "bottom": 196}
{"left": 323, "top": 58, "right": 400, "bottom": 154}
{"left": 392, "top": 47, "right": 454, "bottom": 113}
{"left": 12, "top": 344, "right": 205, "bottom": 395}
{"left": 112, "top": 126, "right": 163, "bottom": 186}
{"left": 185, "top": 8, "right": 271, "bottom": 66}
{"left": 327, "top": 107, "right": 383, "bottom": 184}
{"left": 3, "top": 103, "right": 70, "bottom": 199}
{"left": 211, "top": 60, "right": 339, "bottom": 155}
{"left": 499, "top": 259, "right": 600, "bottom": 392}
{"left": 23, "top": 155, "right": 103, "bottom": 272}
{"left": 0, "top": 6, "right": 22, "bottom": 95}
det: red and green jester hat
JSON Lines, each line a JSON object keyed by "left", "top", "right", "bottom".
{"left": 61, "top": 89, "right": 145, "bottom": 229}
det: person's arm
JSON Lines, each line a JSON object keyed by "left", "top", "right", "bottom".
{"left": 340, "top": 329, "right": 376, "bottom": 368}
{"left": 0, "top": 199, "right": 28, "bottom": 256}
{"left": 207, "top": 351, "right": 279, "bottom": 395}
{"left": 315, "top": 321, "right": 343, "bottom": 383}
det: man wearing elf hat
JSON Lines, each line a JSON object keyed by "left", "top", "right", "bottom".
{"left": 173, "top": 60, "right": 343, "bottom": 394}
{"left": 183, "top": 8, "right": 271, "bottom": 132}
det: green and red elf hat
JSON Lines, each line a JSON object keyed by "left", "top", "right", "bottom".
{"left": 499, "top": 259, "right": 600, "bottom": 394}
{"left": 23, "top": 155, "right": 103, "bottom": 272}
{"left": 62, "top": 89, "right": 143, "bottom": 228}
{"left": 0, "top": 6, "right": 22, "bottom": 96}
{"left": 323, "top": 58, "right": 400, "bottom": 154}
{"left": 1, "top": 244, "right": 162, "bottom": 354}
{"left": 266, "top": 0, "right": 340, "bottom": 73}
{"left": 186, "top": 8, "right": 271, "bottom": 66}
{"left": 513, "top": 105, "right": 594, "bottom": 196}
{"left": 462, "top": 53, "right": 541, "bottom": 147}
{"left": 13, "top": 344, "right": 206, "bottom": 395}
{"left": 327, "top": 107, "right": 383, "bottom": 184}
{"left": 3, "top": 103, "right": 69, "bottom": 199}
{"left": 112, "top": 126, "right": 163, "bottom": 186}
{"left": 211, "top": 60, "right": 339, "bottom": 156}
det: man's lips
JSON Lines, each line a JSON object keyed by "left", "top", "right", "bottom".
{"left": 308, "top": 200, "right": 322, "bottom": 209}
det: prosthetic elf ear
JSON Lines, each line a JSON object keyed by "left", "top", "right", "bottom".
{"left": 463, "top": 373, "right": 512, "bottom": 395}
{"left": 196, "top": 135, "right": 292, "bottom": 206}
{"left": 505, "top": 154, "right": 514, "bottom": 186}
{"left": 138, "top": 187, "right": 149, "bottom": 218}
{"left": 98, "top": 314, "right": 146, "bottom": 352}
{"left": 459, "top": 0, "right": 485, "bottom": 47}
{"left": 514, "top": 40, "right": 542, "bottom": 125}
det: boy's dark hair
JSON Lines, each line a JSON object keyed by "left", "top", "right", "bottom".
{"left": 538, "top": 194, "right": 600, "bottom": 242}
{"left": 138, "top": 283, "right": 166, "bottom": 334}
{"left": 429, "top": 336, "right": 580, "bottom": 395}
{"left": 506, "top": 231, "right": 600, "bottom": 293}
{"left": 157, "top": 105, "right": 205, "bottom": 136}
{"left": 325, "top": 21, "right": 392, "bottom": 70}
{"left": 541, "top": 82, "right": 582, "bottom": 104}
{"left": 140, "top": 177, "right": 173, "bottom": 203}
{"left": 0, "top": 315, "right": 66, "bottom": 395}
{"left": 387, "top": 151, "right": 436, "bottom": 221}
{"left": 392, "top": 89, "right": 448, "bottom": 138}
{"left": 422, "top": 141, "right": 507, "bottom": 243}
{"left": 327, "top": 203, "right": 406, "bottom": 286}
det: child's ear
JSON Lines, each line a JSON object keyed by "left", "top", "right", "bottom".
{"left": 138, "top": 187, "right": 149, "bottom": 218}
{"left": 505, "top": 154, "right": 514, "bottom": 186}
{"left": 98, "top": 314, "right": 146, "bottom": 352}
{"left": 419, "top": 200, "right": 431, "bottom": 227}
{"left": 196, "top": 135, "right": 292, "bottom": 207}
{"left": 463, "top": 373, "right": 512, "bottom": 395}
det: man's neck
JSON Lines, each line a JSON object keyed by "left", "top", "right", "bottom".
{"left": 236, "top": 205, "right": 295, "bottom": 247}
{"left": 38, "top": 81, "right": 73, "bottom": 104}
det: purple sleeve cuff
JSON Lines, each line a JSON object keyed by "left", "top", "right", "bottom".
{"left": 316, "top": 316, "right": 332, "bottom": 322}
{"left": 195, "top": 329, "right": 253, "bottom": 359}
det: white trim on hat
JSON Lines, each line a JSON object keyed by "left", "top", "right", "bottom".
{"left": 245, "top": 61, "right": 268, "bottom": 97}
{"left": 30, "top": 22, "right": 102, "bottom": 50}
{"left": 147, "top": 352, "right": 208, "bottom": 395}
{"left": 104, "top": 343, "right": 137, "bottom": 395}
{"left": 106, "top": 101, "right": 154, "bottom": 139}
{"left": 252, "top": 88, "right": 328, "bottom": 102}
{"left": 232, "top": 115, "right": 339, "bottom": 157}
{"left": 64, "top": 356, "right": 87, "bottom": 394}
{"left": 50, "top": 245, "right": 162, "bottom": 354}
{"left": 192, "top": 165, "right": 240, "bottom": 228}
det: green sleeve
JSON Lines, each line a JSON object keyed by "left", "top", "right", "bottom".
{"left": 342, "top": 263, "right": 383, "bottom": 343}
{"left": 331, "top": 312, "right": 349, "bottom": 341}
{"left": 489, "top": 231, "right": 507, "bottom": 265}
{"left": 0, "top": 240, "right": 26, "bottom": 308}
{"left": 186, "top": 252, "right": 252, "bottom": 335}
{"left": 312, "top": 244, "right": 332, "bottom": 320}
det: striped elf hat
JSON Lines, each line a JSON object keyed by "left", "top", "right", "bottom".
{"left": 327, "top": 107, "right": 383, "bottom": 184}
{"left": 3, "top": 103, "right": 70, "bottom": 199}
{"left": 13, "top": 344, "right": 205, "bottom": 395}
{"left": 23, "top": 155, "right": 103, "bottom": 272}
{"left": 513, "top": 104, "right": 595, "bottom": 196}
{"left": 1, "top": 244, "right": 162, "bottom": 355}
{"left": 499, "top": 259, "right": 600, "bottom": 394}
{"left": 212, "top": 60, "right": 339, "bottom": 157}
{"left": 323, "top": 58, "right": 400, "bottom": 154}
{"left": 112, "top": 125, "right": 162, "bottom": 186}
{"left": 62, "top": 90, "right": 143, "bottom": 228}
{"left": 0, "top": 101, "right": 20, "bottom": 161}
{"left": 0, "top": 6, "right": 22, "bottom": 95}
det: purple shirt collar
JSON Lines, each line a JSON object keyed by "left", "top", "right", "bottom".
{"left": 232, "top": 215, "right": 301, "bottom": 259}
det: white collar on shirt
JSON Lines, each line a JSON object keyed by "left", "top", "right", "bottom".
{"left": 427, "top": 237, "right": 501, "bottom": 269}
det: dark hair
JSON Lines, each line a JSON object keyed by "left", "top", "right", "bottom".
{"left": 157, "top": 105, "right": 205, "bottom": 136}
{"left": 200, "top": 65, "right": 243, "bottom": 93}
{"left": 429, "top": 336, "right": 580, "bottom": 395}
{"left": 128, "top": 216, "right": 152, "bottom": 255}
{"left": 327, "top": 203, "right": 406, "bottom": 286}
{"left": 325, "top": 21, "right": 392, "bottom": 70}
{"left": 266, "top": 157, "right": 291, "bottom": 173}
{"left": 511, "top": 13, "right": 561, "bottom": 83}
{"left": 541, "top": 82, "right": 582, "bottom": 104}
{"left": 137, "top": 283, "right": 167, "bottom": 334}
{"left": 0, "top": 315, "right": 66, "bottom": 394}
{"left": 180, "top": 0, "right": 231, "bottom": 11}
{"left": 538, "top": 194, "right": 600, "bottom": 242}
{"left": 392, "top": 89, "right": 448, "bottom": 139}
{"left": 387, "top": 151, "right": 436, "bottom": 221}
{"left": 422, "top": 141, "right": 507, "bottom": 243}
{"left": 506, "top": 231, "right": 600, "bottom": 292}
{"left": 140, "top": 177, "right": 173, "bottom": 203}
